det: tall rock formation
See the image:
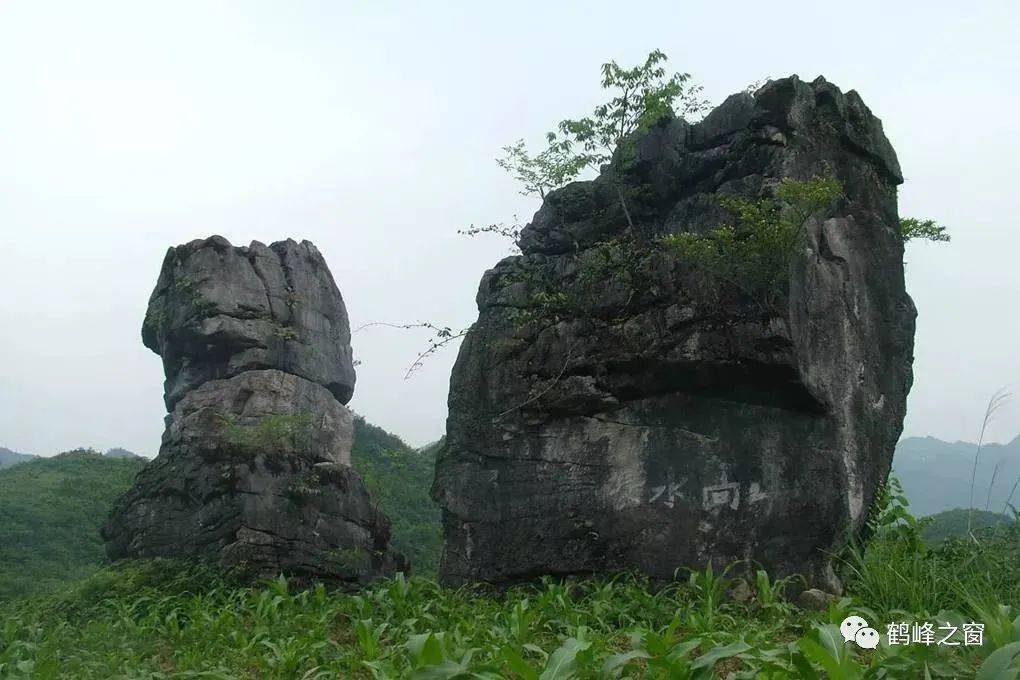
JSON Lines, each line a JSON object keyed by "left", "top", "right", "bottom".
{"left": 103, "top": 236, "right": 405, "bottom": 583}
{"left": 434, "top": 76, "right": 916, "bottom": 588}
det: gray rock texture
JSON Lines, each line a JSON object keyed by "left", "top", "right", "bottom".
{"left": 141, "top": 235, "right": 356, "bottom": 410}
{"left": 104, "top": 237, "right": 404, "bottom": 584}
{"left": 434, "top": 76, "right": 916, "bottom": 588}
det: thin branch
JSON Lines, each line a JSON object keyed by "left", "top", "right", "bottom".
{"left": 354, "top": 320, "right": 469, "bottom": 379}
{"left": 458, "top": 218, "right": 522, "bottom": 243}
{"left": 353, "top": 321, "right": 439, "bottom": 334}
{"left": 403, "top": 329, "right": 469, "bottom": 380}
{"left": 493, "top": 342, "right": 578, "bottom": 420}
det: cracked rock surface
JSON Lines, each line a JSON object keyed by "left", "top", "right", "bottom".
{"left": 140, "top": 235, "right": 357, "bottom": 410}
{"left": 103, "top": 237, "right": 405, "bottom": 584}
{"left": 434, "top": 76, "right": 915, "bottom": 588}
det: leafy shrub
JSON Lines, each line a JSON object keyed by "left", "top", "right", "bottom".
{"left": 662, "top": 175, "right": 843, "bottom": 310}
{"left": 511, "top": 176, "right": 844, "bottom": 325}
{"left": 900, "top": 217, "right": 950, "bottom": 243}
{"left": 218, "top": 412, "right": 315, "bottom": 454}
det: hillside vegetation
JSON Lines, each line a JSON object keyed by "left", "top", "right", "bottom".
{"left": 0, "top": 450, "right": 146, "bottom": 601}
{"left": 0, "top": 419, "right": 441, "bottom": 602}
{"left": 922, "top": 508, "right": 1014, "bottom": 544}
{"left": 351, "top": 417, "right": 442, "bottom": 576}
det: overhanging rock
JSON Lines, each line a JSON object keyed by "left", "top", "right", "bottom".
{"left": 434, "top": 76, "right": 916, "bottom": 588}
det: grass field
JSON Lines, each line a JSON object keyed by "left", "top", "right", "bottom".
{"left": 2, "top": 516, "right": 1019, "bottom": 678}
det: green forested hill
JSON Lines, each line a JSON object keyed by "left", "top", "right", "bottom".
{"left": 0, "top": 419, "right": 442, "bottom": 602}
{"left": 351, "top": 417, "right": 442, "bottom": 575}
{"left": 0, "top": 450, "right": 146, "bottom": 601}
{"left": 921, "top": 507, "right": 1014, "bottom": 543}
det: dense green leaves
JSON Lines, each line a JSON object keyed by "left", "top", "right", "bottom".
{"left": 661, "top": 175, "right": 843, "bottom": 310}
{"left": 556, "top": 49, "right": 709, "bottom": 171}
{"left": 900, "top": 217, "right": 951, "bottom": 243}
{"left": 489, "top": 49, "right": 708, "bottom": 234}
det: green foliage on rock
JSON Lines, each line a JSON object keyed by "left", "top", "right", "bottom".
{"left": 555, "top": 49, "right": 709, "bottom": 170}
{"left": 485, "top": 49, "right": 708, "bottom": 247}
{"left": 511, "top": 175, "right": 845, "bottom": 324}
{"left": 497, "top": 50, "right": 708, "bottom": 203}
{"left": 0, "top": 451, "right": 146, "bottom": 602}
{"left": 218, "top": 412, "right": 315, "bottom": 454}
{"left": 513, "top": 172, "right": 940, "bottom": 325}
{"left": 662, "top": 175, "right": 843, "bottom": 309}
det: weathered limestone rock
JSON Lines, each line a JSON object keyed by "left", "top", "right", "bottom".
{"left": 104, "top": 237, "right": 404, "bottom": 584}
{"left": 434, "top": 76, "right": 916, "bottom": 588}
{"left": 141, "top": 236, "right": 357, "bottom": 410}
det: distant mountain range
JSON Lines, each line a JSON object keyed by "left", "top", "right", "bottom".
{"left": 0, "top": 446, "right": 144, "bottom": 468}
{"left": 893, "top": 435, "right": 1020, "bottom": 517}
{"left": 0, "top": 447, "right": 35, "bottom": 469}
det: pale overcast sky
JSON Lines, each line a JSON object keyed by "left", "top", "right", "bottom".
{"left": 1, "top": 1, "right": 1018, "bottom": 456}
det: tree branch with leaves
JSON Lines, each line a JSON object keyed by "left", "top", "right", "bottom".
{"left": 462, "top": 50, "right": 710, "bottom": 249}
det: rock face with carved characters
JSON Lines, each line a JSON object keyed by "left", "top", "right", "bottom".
{"left": 103, "top": 236, "right": 405, "bottom": 583}
{"left": 434, "top": 76, "right": 915, "bottom": 589}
